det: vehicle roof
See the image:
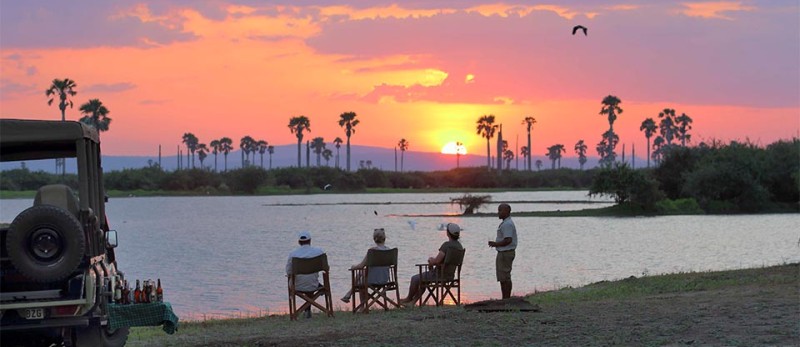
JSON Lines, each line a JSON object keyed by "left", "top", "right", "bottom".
{"left": 0, "top": 119, "right": 100, "bottom": 162}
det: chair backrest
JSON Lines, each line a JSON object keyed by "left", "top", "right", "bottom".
{"left": 35, "top": 184, "right": 79, "bottom": 216}
{"left": 291, "top": 253, "right": 329, "bottom": 275}
{"left": 366, "top": 248, "right": 397, "bottom": 267}
{"left": 441, "top": 248, "right": 465, "bottom": 280}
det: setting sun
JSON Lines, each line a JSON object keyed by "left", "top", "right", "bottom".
{"left": 441, "top": 141, "right": 467, "bottom": 155}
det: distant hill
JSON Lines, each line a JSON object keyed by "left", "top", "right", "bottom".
{"left": 1, "top": 145, "right": 650, "bottom": 173}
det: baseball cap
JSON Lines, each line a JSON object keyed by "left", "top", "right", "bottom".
{"left": 298, "top": 231, "right": 311, "bottom": 241}
{"left": 446, "top": 223, "right": 461, "bottom": 235}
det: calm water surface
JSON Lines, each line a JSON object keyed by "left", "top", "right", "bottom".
{"left": 1, "top": 191, "right": 798, "bottom": 320}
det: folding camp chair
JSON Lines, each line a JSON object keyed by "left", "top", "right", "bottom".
{"left": 416, "top": 248, "right": 465, "bottom": 306}
{"left": 349, "top": 248, "right": 399, "bottom": 313}
{"left": 288, "top": 253, "right": 334, "bottom": 320}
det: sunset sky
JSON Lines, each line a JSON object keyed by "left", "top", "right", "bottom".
{"left": 1, "top": 1, "right": 798, "bottom": 158}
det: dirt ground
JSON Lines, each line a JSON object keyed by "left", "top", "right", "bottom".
{"left": 129, "top": 264, "right": 799, "bottom": 346}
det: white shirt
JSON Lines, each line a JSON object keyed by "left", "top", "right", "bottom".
{"left": 286, "top": 244, "right": 325, "bottom": 292}
{"left": 495, "top": 217, "right": 518, "bottom": 252}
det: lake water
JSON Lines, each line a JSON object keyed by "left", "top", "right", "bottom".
{"left": 1, "top": 191, "right": 798, "bottom": 320}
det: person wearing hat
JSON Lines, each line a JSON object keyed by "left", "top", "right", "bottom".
{"left": 399, "top": 223, "right": 464, "bottom": 304}
{"left": 340, "top": 228, "right": 391, "bottom": 303}
{"left": 286, "top": 231, "right": 325, "bottom": 317}
{"left": 488, "top": 203, "right": 517, "bottom": 299}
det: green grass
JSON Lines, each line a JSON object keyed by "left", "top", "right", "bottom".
{"left": 527, "top": 263, "right": 798, "bottom": 305}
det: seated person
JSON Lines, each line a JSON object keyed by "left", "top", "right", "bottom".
{"left": 399, "top": 223, "right": 463, "bottom": 304}
{"left": 341, "top": 228, "right": 391, "bottom": 303}
{"left": 286, "top": 231, "right": 324, "bottom": 318}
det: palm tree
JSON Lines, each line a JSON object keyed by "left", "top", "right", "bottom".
{"left": 209, "top": 139, "right": 221, "bottom": 172}
{"left": 338, "top": 112, "right": 359, "bottom": 171}
{"left": 333, "top": 137, "right": 343, "bottom": 169}
{"left": 46, "top": 78, "right": 78, "bottom": 121}
{"left": 675, "top": 113, "right": 693, "bottom": 146}
{"left": 456, "top": 141, "right": 464, "bottom": 168}
{"left": 599, "top": 95, "right": 623, "bottom": 166}
{"left": 220, "top": 137, "right": 233, "bottom": 171}
{"left": 240, "top": 136, "right": 255, "bottom": 167}
{"left": 555, "top": 144, "right": 566, "bottom": 168}
{"left": 599, "top": 130, "right": 619, "bottom": 166}
{"left": 535, "top": 159, "right": 543, "bottom": 171}
{"left": 522, "top": 116, "right": 536, "bottom": 171}
{"left": 311, "top": 137, "right": 326, "bottom": 166}
{"left": 398, "top": 138, "right": 409, "bottom": 172}
{"left": 289, "top": 116, "right": 311, "bottom": 167}
{"left": 322, "top": 148, "right": 333, "bottom": 166}
{"left": 658, "top": 108, "right": 677, "bottom": 145}
{"left": 196, "top": 143, "right": 209, "bottom": 169}
{"left": 257, "top": 140, "right": 268, "bottom": 168}
{"left": 652, "top": 136, "right": 666, "bottom": 165}
{"left": 182, "top": 133, "right": 199, "bottom": 169}
{"left": 78, "top": 99, "right": 111, "bottom": 134}
{"left": 520, "top": 146, "right": 530, "bottom": 169}
{"left": 574, "top": 140, "right": 588, "bottom": 170}
{"left": 503, "top": 149, "right": 514, "bottom": 170}
{"left": 476, "top": 115, "right": 498, "bottom": 169}
{"left": 267, "top": 145, "right": 275, "bottom": 169}
{"left": 639, "top": 118, "right": 657, "bottom": 168}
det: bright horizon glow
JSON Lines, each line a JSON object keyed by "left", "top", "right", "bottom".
{"left": 441, "top": 141, "right": 467, "bottom": 155}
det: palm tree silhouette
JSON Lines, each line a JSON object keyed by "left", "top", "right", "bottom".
{"left": 520, "top": 146, "right": 530, "bottom": 169}
{"left": 46, "top": 78, "right": 78, "bottom": 122}
{"left": 220, "top": 137, "right": 233, "bottom": 171}
{"left": 522, "top": 116, "right": 536, "bottom": 171}
{"left": 639, "top": 118, "right": 657, "bottom": 168}
{"left": 574, "top": 140, "right": 588, "bottom": 170}
{"left": 182, "top": 133, "right": 199, "bottom": 169}
{"left": 599, "top": 95, "right": 623, "bottom": 166}
{"left": 675, "top": 113, "right": 693, "bottom": 146}
{"left": 322, "top": 148, "right": 333, "bottom": 166}
{"left": 503, "top": 149, "right": 514, "bottom": 170}
{"left": 535, "top": 159, "right": 543, "bottom": 171}
{"left": 398, "top": 138, "right": 409, "bottom": 172}
{"left": 311, "top": 137, "right": 326, "bottom": 167}
{"left": 267, "top": 145, "right": 275, "bottom": 169}
{"left": 46, "top": 78, "right": 78, "bottom": 175}
{"left": 476, "top": 115, "right": 498, "bottom": 170}
{"left": 257, "top": 140, "right": 268, "bottom": 168}
{"left": 546, "top": 144, "right": 565, "bottom": 169}
{"left": 239, "top": 136, "right": 255, "bottom": 167}
{"left": 78, "top": 99, "right": 111, "bottom": 134}
{"left": 288, "top": 116, "right": 311, "bottom": 168}
{"left": 338, "top": 112, "right": 359, "bottom": 171}
{"left": 658, "top": 108, "right": 677, "bottom": 145}
{"left": 652, "top": 136, "right": 666, "bottom": 165}
{"left": 209, "top": 139, "right": 221, "bottom": 172}
{"left": 333, "top": 137, "right": 343, "bottom": 169}
{"left": 196, "top": 143, "right": 209, "bottom": 170}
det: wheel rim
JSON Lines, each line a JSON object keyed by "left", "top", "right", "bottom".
{"left": 30, "top": 227, "right": 62, "bottom": 261}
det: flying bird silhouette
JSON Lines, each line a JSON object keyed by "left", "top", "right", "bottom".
{"left": 572, "top": 25, "right": 587, "bottom": 36}
{"left": 373, "top": 210, "right": 378, "bottom": 216}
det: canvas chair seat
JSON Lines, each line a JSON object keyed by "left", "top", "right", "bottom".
{"left": 349, "top": 248, "right": 400, "bottom": 313}
{"left": 288, "top": 253, "right": 334, "bottom": 320}
{"left": 415, "top": 248, "right": 465, "bottom": 307}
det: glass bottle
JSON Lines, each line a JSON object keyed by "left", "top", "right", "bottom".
{"left": 134, "top": 280, "right": 141, "bottom": 304}
{"left": 156, "top": 279, "right": 163, "bottom": 302}
{"left": 114, "top": 278, "right": 122, "bottom": 303}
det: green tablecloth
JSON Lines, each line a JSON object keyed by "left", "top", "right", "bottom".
{"left": 108, "top": 302, "right": 180, "bottom": 334}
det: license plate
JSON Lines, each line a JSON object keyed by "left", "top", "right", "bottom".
{"left": 21, "top": 308, "right": 44, "bottom": 320}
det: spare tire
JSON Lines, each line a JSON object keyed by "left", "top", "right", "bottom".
{"left": 6, "top": 205, "right": 85, "bottom": 282}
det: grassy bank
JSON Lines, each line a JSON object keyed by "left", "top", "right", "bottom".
{"left": 127, "top": 263, "right": 799, "bottom": 346}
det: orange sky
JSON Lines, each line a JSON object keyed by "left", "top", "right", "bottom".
{"left": 1, "top": 1, "right": 798, "bottom": 157}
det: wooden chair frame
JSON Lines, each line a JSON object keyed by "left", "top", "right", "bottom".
{"left": 349, "top": 248, "right": 400, "bottom": 313}
{"left": 288, "top": 254, "right": 334, "bottom": 320}
{"left": 415, "top": 248, "right": 465, "bottom": 307}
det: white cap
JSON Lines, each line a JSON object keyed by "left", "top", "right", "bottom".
{"left": 446, "top": 223, "right": 461, "bottom": 235}
{"left": 298, "top": 231, "right": 311, "bottom": 241}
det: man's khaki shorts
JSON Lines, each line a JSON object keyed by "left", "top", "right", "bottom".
{"left": 495, "top": 249, "right": 515, "bottom": 282}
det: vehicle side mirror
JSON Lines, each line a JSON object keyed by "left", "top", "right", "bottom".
{"left": 106, "top": 230, "right": 118, "bottom": 248}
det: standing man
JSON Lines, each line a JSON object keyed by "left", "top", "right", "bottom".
{"left": 488, "top": 203, "right": 517, "bottom": 299}
{"left": 286, "top": 231, "right": 324, "bottom": 318}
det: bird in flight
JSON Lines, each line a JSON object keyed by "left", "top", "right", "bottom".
{"left": 572, "top": 25, "right": 587, "bottom": 36}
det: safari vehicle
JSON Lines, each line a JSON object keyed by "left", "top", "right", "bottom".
{"left": 0, "top": 119, "right": 128, "bottom": 346}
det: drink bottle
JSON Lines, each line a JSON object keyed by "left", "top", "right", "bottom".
{"left": 134, "top": 280, "right": 142, "bottom": 304}
{"left": 156, "top": 279, "right": 164, "bottom": 302}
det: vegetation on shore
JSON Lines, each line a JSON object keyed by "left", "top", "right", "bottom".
{"left": 126, "top": 263, "right": 799, "bottom": 346}
{"left": 2, "top": 138, "right": 797, "bottom": 215}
